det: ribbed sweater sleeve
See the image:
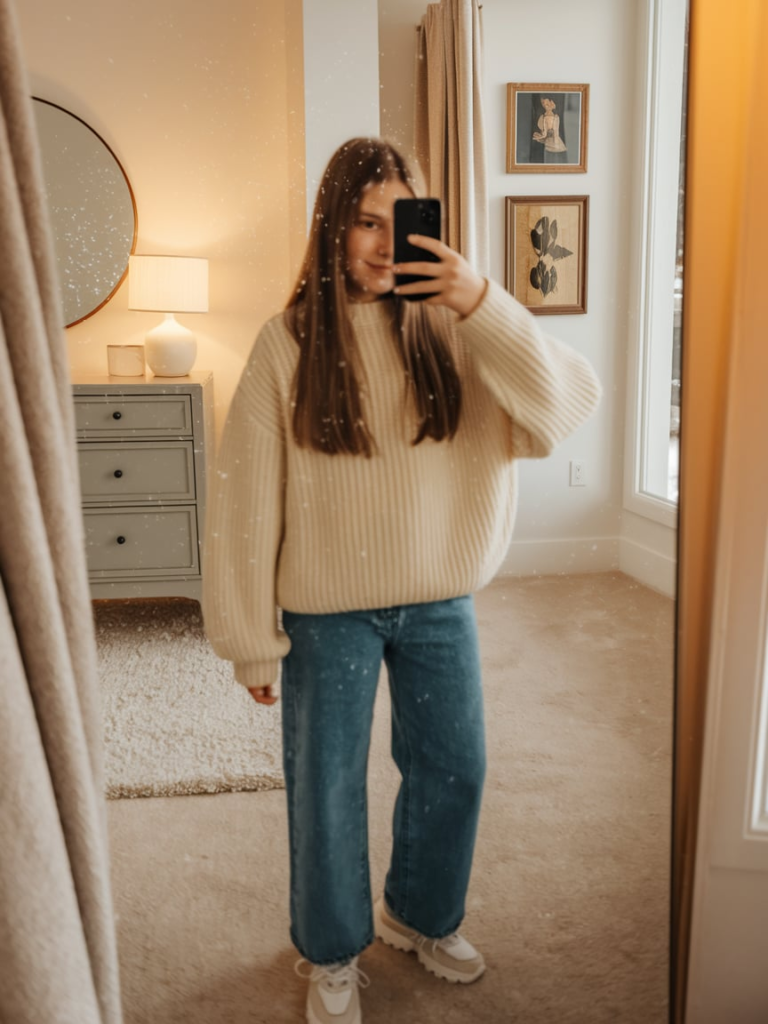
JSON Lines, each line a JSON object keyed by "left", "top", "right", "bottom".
{"left": 201, "top": 326, "right": 290, "bottom": 689}
{"left": 457, "top": 279, "right": 602, "bottom": 457}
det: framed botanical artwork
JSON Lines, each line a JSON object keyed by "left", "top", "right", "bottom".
{"left": 506, "top": 83, "right": 589, "bottom": 173}
{"left": 505, "top": 195, "right": 588, "bottom": 315}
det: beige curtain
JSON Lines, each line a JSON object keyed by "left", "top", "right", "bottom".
{"left": 0, "top": 2, "right": 122, "bottom": 1021}
{"left": 414, "top": 0, "right": 488, "bottom": 274}
{"left": 673, "top": 1, "right": 765, "bottom": 1019}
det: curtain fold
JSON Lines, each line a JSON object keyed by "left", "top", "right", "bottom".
{"left": 414, "top": 0, "right": 488, "bottom": 274}
{"left": 672, "top": 1, "right": 764, "bottom": 1018}
{"left": 0, "top": 1, "right": 122, "bottom": 1021}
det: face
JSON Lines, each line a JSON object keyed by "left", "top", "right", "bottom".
{"left": 541, "top": 97, "right": 555, "bottom": 113}
{"left": 345, "top": 177, "right": 413, "bottom": 302}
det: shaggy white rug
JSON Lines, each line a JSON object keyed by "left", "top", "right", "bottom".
{"left": 95, "top": 599, "right": 284, "bottom": 799}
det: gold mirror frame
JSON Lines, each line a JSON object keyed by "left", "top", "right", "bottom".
{"left": 32, "top": 98, "right": 138, "bottom": 328}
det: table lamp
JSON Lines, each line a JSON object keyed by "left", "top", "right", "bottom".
{"left": 128, "top": 255, "right": 208, "bottom": 376}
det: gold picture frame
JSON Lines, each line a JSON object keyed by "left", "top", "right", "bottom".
{"left": 506, "top": 83, "right": 589, "bottom": 173}
{"left": 505, "top": 195, "right": 589, "bottom": 315}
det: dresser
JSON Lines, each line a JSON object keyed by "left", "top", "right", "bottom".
{"left": 72, "top": 372, "right": 214, "bottom": 601}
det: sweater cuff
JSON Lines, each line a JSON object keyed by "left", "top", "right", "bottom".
{"left": 234, "top": 660, "right": 280, "bottom": 690}
{"left": 457, "top": 277, "right": 528, "bottom": 335}
{"left": 457, "top": 278, "right": 490, "bottom": 321}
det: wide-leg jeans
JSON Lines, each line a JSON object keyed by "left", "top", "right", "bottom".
{"left": 280, "top": 595, "right": 486, "bottom": 965}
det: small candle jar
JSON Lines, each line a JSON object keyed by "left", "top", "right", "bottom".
{"left": 107, "top": 344, "right": 145, "bottom": 376}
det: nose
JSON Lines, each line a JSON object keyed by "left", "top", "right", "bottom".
{"left": 378, "top": 222, "right": 394, "bottom": 258}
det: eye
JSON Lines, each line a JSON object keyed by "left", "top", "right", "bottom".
{"left": 358, "top": 218, "right": 380, "bottom": 230}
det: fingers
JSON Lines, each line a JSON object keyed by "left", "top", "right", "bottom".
{"left": 403, "top": 232, "right": 447, "bottom": 256}
{"left": 248, "top": 685, "right": 278, "bottom": 705}
{"left": 393, "top": 234, "right": 460, "bottom": 280}
{"left": 395, "top": 260, "right": 444, "bottom": 277}
{"left": 393, "top": 234, "right": 486, "bottom": 316}
{"left": 394, "top": 278, "right": 443, "bottom": 299}
{"left": 393, "top": 255, "right": 458, "bottom": 296}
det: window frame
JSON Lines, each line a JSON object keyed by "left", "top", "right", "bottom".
{"left": 624, "top": 0, "right": 688, "bottom": 529}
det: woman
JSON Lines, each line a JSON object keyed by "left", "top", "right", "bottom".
{"left": 532, "top": 96, "right": 568, "bottom": 161}
{"left": 203, "top": 137, "right": 600, "bottom": 1024}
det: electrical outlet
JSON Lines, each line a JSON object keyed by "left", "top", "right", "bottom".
{"left": 570, "top": 460, "right": 585, "bottom": 487}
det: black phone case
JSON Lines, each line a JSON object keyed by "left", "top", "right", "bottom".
{"left": 394, "top": 198, "right": 441, "bottom": 301}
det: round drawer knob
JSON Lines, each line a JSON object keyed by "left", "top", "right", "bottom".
{"left": 114, "top": 469, "right": 123, "bottom": 478}
{"left": 116, "top": 536, "right": 126, "bottom": 545}
{"left": 112, "top": 411, "right": 122, "bottom": 420}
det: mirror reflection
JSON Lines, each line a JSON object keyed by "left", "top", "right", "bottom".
{"left": 17, "top": 1, "right": 683, "bottom": 1022}
{"left": 32, "top": 97, "right": 136, "bottom": 327}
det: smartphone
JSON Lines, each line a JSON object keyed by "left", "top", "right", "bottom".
{"left": 393, "top": 198, "right": 442, "bottom": 301}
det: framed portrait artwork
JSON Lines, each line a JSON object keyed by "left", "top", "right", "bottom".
{"left": 505, "top": 195, "right": 588, "bottom": 315}
{"left": 506, "top": 83, "right": 589, "bottom": 173}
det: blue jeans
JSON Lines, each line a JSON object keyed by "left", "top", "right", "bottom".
{"left": 281, "top": 595, "right": 486, "bottom": 965}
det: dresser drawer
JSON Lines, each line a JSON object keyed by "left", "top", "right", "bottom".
{"left": 83, "top": 507, "right": 199, "bottom": 576}
{"left": 74, "top": 394, "right": 193, "bottom": 437}
{"left": 78, "top": 442, "right": 195, "bottom": 503}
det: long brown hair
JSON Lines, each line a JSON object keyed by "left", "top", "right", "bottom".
{"left": 285, "top": 137, "right": 462, "bottom": 457}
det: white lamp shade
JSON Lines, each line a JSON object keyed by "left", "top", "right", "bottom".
{"left": 128, "top": 255, "right": 209, "bottom": 313}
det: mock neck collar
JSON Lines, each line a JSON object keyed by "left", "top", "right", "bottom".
{"left": 347, "top": 296, "right": 397, "bottom": 327}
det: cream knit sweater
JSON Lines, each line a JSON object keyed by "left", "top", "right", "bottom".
{"left": 202, "top": 280, "right": 601, "bottom": 689}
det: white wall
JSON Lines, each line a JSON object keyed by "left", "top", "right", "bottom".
{"left": 485, "top": 0, "right": 636, "bottom": 577}
{"left": 303, "top": 0, "right": 381, "bottom": 223}
{"left": 380, "top": 0, "right": 646, "bottom": 578}
{"left": 378, "top": 0, "right": 421, "bottom": 161}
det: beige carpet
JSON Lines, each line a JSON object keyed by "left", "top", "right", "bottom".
{"left": 106, "top": 572, "right": 674, "bottom": 1024}
{"left": 95, "top": 599, "right": 283, "bottom": 799}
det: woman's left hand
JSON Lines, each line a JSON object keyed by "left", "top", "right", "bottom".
{"left": 393, "top": 234, "right": 487, "bottom": 318}
{"left": 248, "top": 685, "right": 278, "bottom": 705}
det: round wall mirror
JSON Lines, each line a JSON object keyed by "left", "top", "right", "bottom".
{"left": 32, "top": 98, "right": 138, "bottom": 328}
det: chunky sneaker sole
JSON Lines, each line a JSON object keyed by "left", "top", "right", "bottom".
{"left": 297, "top": 956, "right": 368, "bottom": 1024}
{"left": 373, "top": 897, "right": 486, "bottom": 984}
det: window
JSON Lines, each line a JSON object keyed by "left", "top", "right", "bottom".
{"left": 625, "top": 0, "right": 688, "bottom": 527}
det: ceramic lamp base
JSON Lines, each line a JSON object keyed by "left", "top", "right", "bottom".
{"left": 144, "top": 314, "right": 197, "bottom": 376}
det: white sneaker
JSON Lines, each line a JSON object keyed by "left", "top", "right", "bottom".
{"left": 295, "top": 956, "right": 370, "bottom": 1024}
{"left": 374, "top": 897, "right": 486, "bottom": 984}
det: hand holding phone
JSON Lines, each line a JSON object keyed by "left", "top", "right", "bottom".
{"left": 393, "top": 198, "right": 487, "bottom": 316}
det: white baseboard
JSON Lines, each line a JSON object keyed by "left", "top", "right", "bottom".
{"left": 499, "top": 536, "right": 677, "bottom": 598}
{"left": 500, "top": 536, "right": 620, "bottom": 577}
{"left": 618, "top": 535, "right": 677, "bottom": 598}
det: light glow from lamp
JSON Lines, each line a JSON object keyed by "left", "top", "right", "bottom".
{"left": 128, "top": 255, "right": 208, "bottom": 376}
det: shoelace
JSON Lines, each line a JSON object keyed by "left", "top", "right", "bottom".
{"left": 294, "top": 958, "right": 371, "bottom": 991}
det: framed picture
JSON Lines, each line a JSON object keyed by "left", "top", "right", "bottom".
{"left": 505, "top": 195, "right": 588, "bottom": 315}
{"left": 506, "top": 83, "right": 589, "bottom": 173}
